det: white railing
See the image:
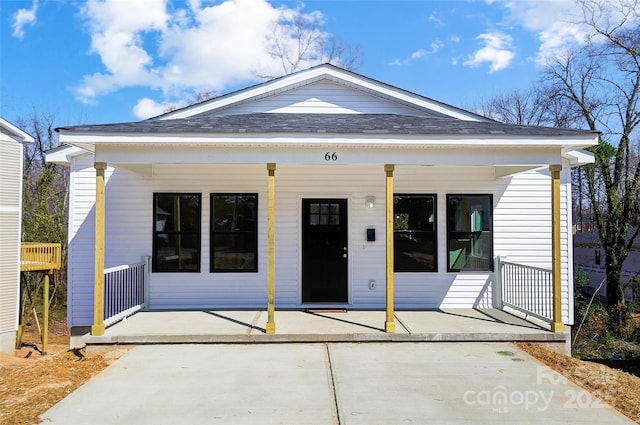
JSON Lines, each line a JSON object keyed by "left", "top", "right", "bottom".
{"left": 496, "top": 257, "right": 553, "bottom": 323}
{"left": 104, "top": 256, "right": 150, "bottom": 327}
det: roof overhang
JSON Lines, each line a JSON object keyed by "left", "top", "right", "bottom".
{"left": 0, "top": 117, "right": 34, "bottom": 143}
{"left": 562, "top": 149, "right": 595, "bottom": 167}
{"left": 45, "top": 144, "right": 90, "bottom": 166}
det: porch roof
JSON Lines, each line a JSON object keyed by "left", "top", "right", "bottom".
{"left": 57, "top": 112, "right": 597, "bottom": 138}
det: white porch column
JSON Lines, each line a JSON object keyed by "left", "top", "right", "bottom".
{"left": 91, "top": 162, "right": 106, "bottom": 336}
{"left": 266, "top": 163, "right": 276, "bottom": 334}
{"left": 550, "top": 164, "right": 564, "bottom": 333}
{"left": 385, "top": 164, "right": 395, "bottom": 332}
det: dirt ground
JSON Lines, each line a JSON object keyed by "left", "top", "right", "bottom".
{"left": 1, "top": 325, "right": 639, "bottom": 425}
{"left": 0, "top": 321, "right": 129, "bottom": 425}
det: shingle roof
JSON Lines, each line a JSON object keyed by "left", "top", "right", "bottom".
{"left": 57, "top": 112, "right": 597, "bottom": 137}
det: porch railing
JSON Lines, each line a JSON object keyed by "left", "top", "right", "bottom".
{"left": 103, "top": 256, "right": 150, "bottom": 327}
{"left": 496, "top": 257, "right": 552, "bottom": 324}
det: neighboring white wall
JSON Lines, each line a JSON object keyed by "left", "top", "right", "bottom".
{"left": 574, "top": 230, "right": 639, "bottom": 302}
{"left": 67, "top": 159, "right": 571, "bottom": 327}
{"left": 0, "top": 132, "right": 24, "bottom": 353}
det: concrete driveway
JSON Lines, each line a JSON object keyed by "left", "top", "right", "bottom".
{"left": 41, "top": 342, "right": 633, "bottom": 425}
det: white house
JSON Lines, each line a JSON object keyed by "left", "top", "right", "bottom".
{"left": 50, "top": 65, "right": 598, "bottom": 338}
{"left": 0, "top": 117, "right": 33, "bottom": 354}
{"left": 574, "top": 228, "right": 639, "bottom": 301}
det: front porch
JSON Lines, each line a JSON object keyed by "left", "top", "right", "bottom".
{"left": 81, "top": 308, "right": 568, "bottom": 352}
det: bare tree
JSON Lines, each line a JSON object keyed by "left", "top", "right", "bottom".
{"left": 259, "top": 8, "right": 362, "bottom": 78}
{"left": 479, "top": 86, "right": 580, "bottom": 127}
{"left": 479, "top": 0, "right": 640, "bottom": 310}
{"left": 18, "top": 111, "right": 68, "bottom": 309}
{"left": 546, "top": 0, "right": 640, "bottom": 309}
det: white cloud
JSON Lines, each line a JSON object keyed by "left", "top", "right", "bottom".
{"left": 390, "top": 40, "right": 443, "bottom": 66}
{"left": 464, "top": 32, "right": 515, "bottom": 73}
{"left": 411, "top": 49, "right": 428, "bottom": 60}
{"left": 133, "top": 98, "right": 186, "bottom": 119}
{"left": 428, "top": 13, "right": 444, "bottom": 26}
{"left": 74, "top": 0, "right": 333, "bottom": 113}
{"left": 75, "top": 0, "right": 169, "bottom": 101}
{"left": 493, "top": 0, "right": 635, "bottom": 64}
{"left": 12, "top": 0, "right": 38, "bottom": 39}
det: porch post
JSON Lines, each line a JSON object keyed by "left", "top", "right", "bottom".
{"left": 91, "top": 162, "right": 107, "bottom": 336}
{"left": 384, "top": 164, "right": 395, "bottom": 332}
{"left": 266, "top": 163, "right": 276, "bottom": 334}
{"left": 550, "top": 164, "right": 564, "bottom": 333}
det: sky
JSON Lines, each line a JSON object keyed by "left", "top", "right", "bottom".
{"left": 0, "top": 0, "right": 608, "bottom": 129}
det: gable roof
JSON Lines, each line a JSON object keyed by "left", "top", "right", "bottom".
{"left": 153, "top": 63, "right": 490, "bottom": 122}
{"left": 55, "top": 63, "right": 599, "bottom": 156}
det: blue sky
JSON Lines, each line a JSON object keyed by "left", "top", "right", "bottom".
{"left": 1, "top": 0, "right": 597, "bottom": 128}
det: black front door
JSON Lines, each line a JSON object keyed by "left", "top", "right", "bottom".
{"left": 302, "top": 199, "right": 348, "bottom": 303}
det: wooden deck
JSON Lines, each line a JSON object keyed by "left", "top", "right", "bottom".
{"left": 20, "top": 243, "right": 61, "bottom": 272}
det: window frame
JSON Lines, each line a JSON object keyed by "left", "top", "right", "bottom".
{"left": 446, "top": 194, "right": 493, "bottom": 272}
{"left": 210, "top": 193, "right": 259, "bottom": 273}
{"left": 393, "top": 194, "right": 438, "bottom": 273}
{"left": 152, "top": 192, "right": 202, "bottom": 273}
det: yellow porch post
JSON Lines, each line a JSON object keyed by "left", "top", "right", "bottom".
{"left": 266, "top": 163, "right": 276, "bottom": 334}
{"left": 91, "top": 162, "right": 107, "bottom": 336}
{"left": 384, "top": 164, "right": 395, "bottom": 332}
{"left": 550, "top": 164, "right": 564, "bottom": 333}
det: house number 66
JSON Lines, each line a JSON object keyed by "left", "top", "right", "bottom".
{"left": 324, "top": 152, "right": 338, "bottom": 161}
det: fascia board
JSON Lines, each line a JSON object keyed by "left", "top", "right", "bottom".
{"left": 58, "top": 132, "right": 601, "bottom": 148}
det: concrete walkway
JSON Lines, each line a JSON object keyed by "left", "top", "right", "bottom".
{"left": 41, "top": 342, "right": 633, "bottom": 424}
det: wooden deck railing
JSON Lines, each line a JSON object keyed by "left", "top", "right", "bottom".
{"left": 20, "top": 243, "right": 62, "bottom": 272}
{"left": 496, "top": 258, "right": 553, "bottom": 324}
{"left": 103, "top": 257, "right": 150, "bottom": 326}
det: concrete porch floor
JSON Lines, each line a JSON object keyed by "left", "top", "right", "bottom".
{"left": 82, "top": 308, "right": 568, "bottom": 348}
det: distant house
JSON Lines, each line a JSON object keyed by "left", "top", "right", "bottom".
{"left": 0, "top": 118, "right": 33, "bottom": 354}
{"left": 49, "top": 64, "right": 598, "bottom": 339}
{"left": 573, "top": 228, "right": 639, "bottom": 301}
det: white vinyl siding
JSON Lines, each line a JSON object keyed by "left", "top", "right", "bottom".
{"left": 67, "top": 159, "right": 571, "bottom": 326}
{"left": 0, "top": 138, "right": 22, "bottom": 349}
{"left": 223, "top": 80, "right": 428, "bottom": 116}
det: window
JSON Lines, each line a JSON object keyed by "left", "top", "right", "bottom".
{"left": 309, "top": 202, "right": 340, "bottom": 230}
{"left": 153, "top": 193, "right": 201, "bottom": 272}
{"left": 447, "top": 194, "right": 493, "bottom": 272}
{"left": 394, "top": 195, "right": 437, "bottom": 272}
{"left": 211, "top": 194, "right": 258, "bottom": 272}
